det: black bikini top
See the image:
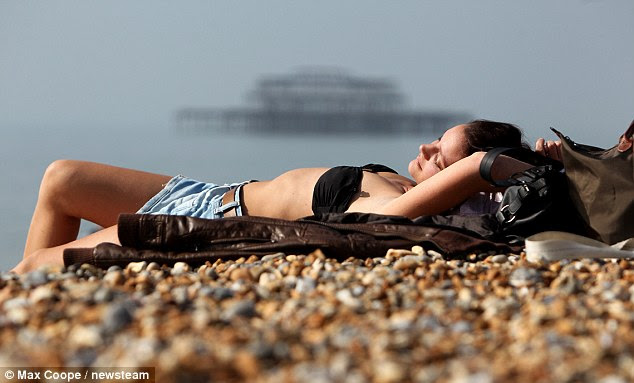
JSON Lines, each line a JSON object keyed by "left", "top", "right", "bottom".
{"left": 312, "top": 164, "right": 398, "bottom": 215}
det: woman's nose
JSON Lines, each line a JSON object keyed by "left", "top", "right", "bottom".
{"left": 420, "top": 144, "right": 436, "bottom": 160}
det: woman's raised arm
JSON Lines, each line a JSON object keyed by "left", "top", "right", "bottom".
{"left": 378, "top": 152, "right": 532, "bottom": 219}
{"left": 377, "top": 152, "right": 489, "bottom": 218}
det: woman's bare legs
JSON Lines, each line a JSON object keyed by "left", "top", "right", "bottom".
{"left": 21, "top": 160, "right": 172, "bottom": 269}
{"left": 13, "top": 225, "right": 121, "bottom": 273}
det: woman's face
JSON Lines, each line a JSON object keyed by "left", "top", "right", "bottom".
{"left": 408, "top": 124, "right": 470, "bottom": 183}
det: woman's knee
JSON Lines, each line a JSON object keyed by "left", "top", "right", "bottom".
{"left": 39, "top": 159, "right": 86, "bottom": 207}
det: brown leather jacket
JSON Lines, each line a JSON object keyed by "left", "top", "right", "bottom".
{"left": 63, "top": 213, "right": 522, "bottom": 268}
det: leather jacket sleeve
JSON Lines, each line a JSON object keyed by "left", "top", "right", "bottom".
{"left": 63, "top": 213, "right": 522, "bottom": 268}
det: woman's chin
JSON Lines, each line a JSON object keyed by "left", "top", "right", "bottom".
{"left": 407, "top": 165, "right": 424, "bottom": 184}
{"left": 407, "top": 161, "right": 417, "bottom": 179}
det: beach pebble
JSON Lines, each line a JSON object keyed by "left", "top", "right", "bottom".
{"left": 295, "top": 277, "right": 316, "bottom": 294}
{"left": 77, "top": 264, "right": 100, "bottom": 279}
{"left": 171, "top": 262, "right": 190, "bottom": 275}
{"left": 374, "top": 360, "right": 405, "bottom": 383}
{"left": 29, "top": 285, "right": 55, "bottom": 303}
{"left": 23, "top": 270, "right": 48, "bottom": 287}
{"left": 598, "top": 376, "right": 628, "bottom": 383}
{"left": 230, "top": 267, "right": 253, "bottom": 281}
{"left": 211, "top": 287, "right": 235, "bottom": 301}
{"left": 102, "top": 301, "right": 135, "bottom": 334}
{"left": 171, "top": 286, "right": 189, "bottom": 305}
{"left": 103, "top": 270, "right": 124, "bottom": 286}
{"left": 427, "top": 250, "right": 443, "bottom": 261}
{"left": 93, "top": 287, "right": 115, "bottom": 303}
{"left": 68, "top": 325, "right": 102, "bottom": 348}
{"left": 394, "top": 255, "right": 426, "bottom": 271}
{"left": 336, "top": 289, "right": 362, "bottom": 310}
{"left": 57, "top": 271, "right": 77, "bottom": 280}
{"left": 0, "top": 272, "right": 19, "bottom": 282}
{"left": 262, "top": 252, "right": 286, "bottom": 262}
{"left": 551, "top": 273, "right": 579, "bottom": 295}
{"left": 491, "top": 254, "right": 508, "bottom": 263}
{"left": 204, "top": 268, "right": 219, "bottom": 280}
{"left": 5, "top": 307, "right": 29, "bottom": 325}
{"left": 3, "top": 298, "right": 30, "bottom": 325}
{"left": 509, "top": 267, "right": 542, "bottom": 287}
{"left": 386, "top": 248, "right": 416, "bottom": 258}
{"left": 361, "top": 272, "right": 378, "bottom": 285}
{"left": 222, "top": 300, "right": 257, "bottom": 320}
{"left": 411, "top": 245, "right": 426, "bottom": 255}
{"left": 3, "top": 244, "right": 634, "bottom": 382}
{"left": 3, "top": 297, "right": 30, "bottom": 311}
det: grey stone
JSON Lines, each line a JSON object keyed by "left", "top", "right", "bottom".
{"left": 295, "top": 277, "right": 316, "bottom": 294}
{"left": 262, "top": 252, "right": 286, "bottom": 262}
{"left": 23, "top": 270, "right": 48, "bottom": 287}
{"left": 211, "top": 287, "right": 234, "bottom": 301}
{"left": 204, "top": 268, "right": 218, "bottom": 280}
{"left": 336, "top": 289, "right": 362, "bottom": 310}
{"left": 93, "top": 287, "right": 115, "bottom": 303}
{"left": 491, "top": 254, "right": 508, "bottom": 263}
{"left": 222, "top": 300, "right": 257, "bottom": 320}
{"left": 59, "top": 272, "right": 77, "bottom": 280}
{"left": 509, "top": 267, "right": 542, "bottom": 287}
{"left": 3, "top": 297, "right": 30, "bottom": 311}
{"left": 197, "top": 286, "right": 215, "bottom": 298}
{"left": 102, "top": 301, "right": 135, "bottom": 334}
{"left": 171, "top": 286, "right": 189, "bottom": 305}
{"left": 351, "top": 285, "right": 365, "bottom": 296}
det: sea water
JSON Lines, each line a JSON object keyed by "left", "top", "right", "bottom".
{"left": 0, "top": 124, "right": 434, "bottom": 270}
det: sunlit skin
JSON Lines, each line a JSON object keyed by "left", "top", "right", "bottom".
{"left": 13, "top": 124, "right": 557, "bottom": 273}
{"left": 407, "top": 124, "right": 471, "bottom": 183}
{"left": 535, "top": 138, "right": 562, "bottom": 161}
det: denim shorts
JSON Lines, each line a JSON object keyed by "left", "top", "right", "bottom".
{"left": 137, "top": 175, "right": 250, "bottom": 219}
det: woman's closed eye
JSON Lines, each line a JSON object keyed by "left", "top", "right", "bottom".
{"left": 433, "top": 154, "right": 443, "bottom": 169}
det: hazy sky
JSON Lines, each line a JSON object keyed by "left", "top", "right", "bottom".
{"left": 1, "top": 0, "right": 633, "bottom": 145}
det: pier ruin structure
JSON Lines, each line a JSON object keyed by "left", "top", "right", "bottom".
{"left": 175, "top": 68, "right": 470, "bottom": 135}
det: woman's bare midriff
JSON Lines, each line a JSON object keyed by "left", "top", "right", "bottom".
{"left": 240, "top": 168, "right": 416, "bottom": 220}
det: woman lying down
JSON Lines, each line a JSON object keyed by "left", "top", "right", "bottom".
{"left": 14, "top": 119, "right": 561, "bottom": 273}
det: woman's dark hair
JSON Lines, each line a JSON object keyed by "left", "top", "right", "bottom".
{"left": 463, "top": 119, "right": 530, "bottom": 155}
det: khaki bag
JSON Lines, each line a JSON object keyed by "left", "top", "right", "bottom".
{"left": 554, "top": 120, "right": 634, "bottom": 244}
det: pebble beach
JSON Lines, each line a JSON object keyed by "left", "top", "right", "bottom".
{"left": 1, "top": 247, "right": 634, "bottom": 383}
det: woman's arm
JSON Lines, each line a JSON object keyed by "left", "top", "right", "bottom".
{"left": 377, "top": 152, "right": 489, "bottom": 218}
{"left": 377, "top": 152, "right": 533, "bottom": 219}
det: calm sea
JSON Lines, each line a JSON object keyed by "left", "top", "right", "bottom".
{"left": 0, "top": 124, "right": 436, "bottom": 271}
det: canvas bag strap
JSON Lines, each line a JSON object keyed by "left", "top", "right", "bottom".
{"left": 525, "top": 231, "right": 634, "bottom": 263}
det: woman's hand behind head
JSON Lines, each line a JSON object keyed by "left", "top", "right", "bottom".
{"left": 535, "top": 138, "right": 562, "bottom": 161}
